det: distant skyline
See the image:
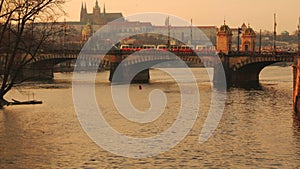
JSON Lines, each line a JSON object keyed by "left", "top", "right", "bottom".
{"left": 64, "top": 0, "right": 300, "bottom": 33}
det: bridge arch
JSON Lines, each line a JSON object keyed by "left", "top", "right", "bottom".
{"left": 110, "top": 58, "right": 183, "bottom": 83}
{"left": 21, "top": 53, "right": 110, "bottom": 80}
{"left": 230, "top": 61, "right": 282, "bottom": 87}
{"left": 108, "top": 51, "right": 218, "bottom": 83}
{"left": 229, "top": 57, "right": 293, "bottom": 87}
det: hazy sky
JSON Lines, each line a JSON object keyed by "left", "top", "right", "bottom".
{"left": 64, "top": 0, "right": 300, "bottom": 33}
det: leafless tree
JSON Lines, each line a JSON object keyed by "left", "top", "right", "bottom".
{"left": 0, "top": 0, "right": 65, "bottom": 107}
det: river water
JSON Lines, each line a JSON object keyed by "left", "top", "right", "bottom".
{"left": 0, "top": 66, "right": 299, "bottom": 168}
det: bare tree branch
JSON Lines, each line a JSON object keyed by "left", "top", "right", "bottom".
{"left": 0, "top": 0, "right": 66, "bottom": 105}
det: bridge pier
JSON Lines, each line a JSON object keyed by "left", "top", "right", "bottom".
{"left": 213, "top": 62, "right": 229, "bottom": 88}
{"left": 109, "top": 55, "right": 150, "bottom": 84}
{"left": 109, "top": 62, "right": 150, "bottom": 83}
{"left": 228, "top": 64, "right": 261, "bottom": 87}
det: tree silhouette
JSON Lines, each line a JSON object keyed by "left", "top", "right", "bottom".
{"left": 0, "top": 0, "right": 65, "bottom": 107}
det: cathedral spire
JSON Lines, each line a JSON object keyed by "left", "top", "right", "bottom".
{"left": 93, "top": 0, "right": 100, "bottom": 14}
{"left": 80, "top": 1, "right": 87, "bottom": 22}
{"left": 103, "top": 3, "right": 106, "bottom": 14}
{"left": 94, "top": 0, "right": 100, "bottom": 9}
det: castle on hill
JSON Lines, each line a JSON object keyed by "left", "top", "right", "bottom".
{"left": 80, "top": 0, "right": 124, "bottom": 25}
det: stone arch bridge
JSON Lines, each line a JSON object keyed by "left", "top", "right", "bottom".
{"left": 108, "top": 50, "right": 296, "bottom": 87}
{"left": 1, "top": 50, "right": 296, "bottom": 87}
{"left": 216, "top": 53, "right": 295, "bottom": 87}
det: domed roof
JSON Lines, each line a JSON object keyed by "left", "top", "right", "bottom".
{"left": 244, "top": 25, "right": 255, "bottom": 35}
{"left": 245, "top": 28, "right": 254, "bottom": 34}
{"left": 243, "top": 24, "right": 256, "bottom": 35}
{"left": 220, "top": 24, "right": 231, "bottom": 32}
{"left": 218, "top": 20, "right": 232, "bottom": 34}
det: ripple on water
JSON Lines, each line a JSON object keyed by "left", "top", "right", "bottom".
{"left": 0, "top": 67, "right": 299, "bottom": 168}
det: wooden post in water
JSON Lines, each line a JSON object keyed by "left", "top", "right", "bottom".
{"left": 294, "top": 18, "right": 300, "bottom": 114}
{"left": 293, "top": 58, "right": 300, "bottom": 114}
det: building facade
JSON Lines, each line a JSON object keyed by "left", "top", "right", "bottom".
{"left": 80, "top": 0, "right": 124, "bottom": 25}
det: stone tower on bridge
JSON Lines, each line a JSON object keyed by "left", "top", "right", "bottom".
{"left": 216, "top": 21, "right": 233, "bottom": 54}
{"left": 241, "top": 24, "right": 256, "bottom": 52}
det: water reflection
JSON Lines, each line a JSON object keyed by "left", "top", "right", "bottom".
{"left": 0, "top": 67, "right": 299, "bottom": 168}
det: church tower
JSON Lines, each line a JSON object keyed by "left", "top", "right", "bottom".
{"left": 216, "top": 20, "right": 233, "bottom": 54}
{"left": 79, "top": 1, "right": 124, "bottom": 25}
{"left": 80, "top": 2, "right": 87, "bottom": 23}
{"left": 93, "top": 0, "right": 101, "bottom": 15}
{"left": 241, "top": 24, "right": 256, "bottom": 52}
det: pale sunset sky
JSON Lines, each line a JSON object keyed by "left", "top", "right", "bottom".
{"left": 64, "top": 0, "right": 300, "bottom": 33}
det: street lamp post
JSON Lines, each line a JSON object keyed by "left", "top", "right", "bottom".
{"left": 273, "top": 13, "right": 277, "bottom": 54}
{"left": 167, "top": 17, "right": 170, "bottom": 49}
{"left": 237, "top": 27, "right": 242, "bottom": 53}
{"left": 259, "top": 29, "right": 262, "bottom": 54}
{"left": 190, "top": 19, "right": 193, "bottom": 46}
